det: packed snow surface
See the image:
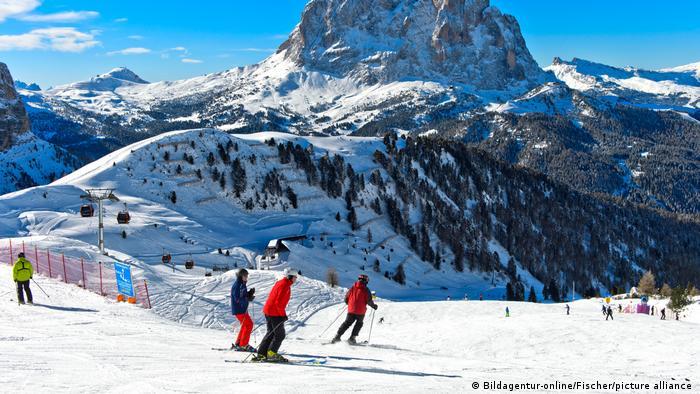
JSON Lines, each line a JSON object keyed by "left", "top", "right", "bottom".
{"left": 1, "top": 264, "right": 698, "bottom": 393}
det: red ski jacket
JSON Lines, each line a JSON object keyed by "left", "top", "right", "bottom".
{"left": 345, "top": 281, "right": 376, "bottom": 315}
{"left": 263, "top": 277, "right": 292, "bottom": 317}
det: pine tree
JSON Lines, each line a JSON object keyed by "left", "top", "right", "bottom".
{"left": 347, "top": 207, "right": 359, "bottom": 231}
{"left": 506, "top": 282, "right": 515, "bottom": 301}
{"left": 335, "top": 212, "right": 341, "bottom": 221}
{"left": 286, "top": 186, "right": 298, "bottom": 209}
{"left": 367, "top": 228, "right": 373, "bottom": 243}
{"left": 528, "top": 286, "right": 537, "bottom": 303}
{"left": 392, "top": 264, "right": 406, "bottom": 285}
{"left": 668, "top": 286, "right": 692, "bottom": 320}
{"left": 549, "top": 278, "right": 561, "bottom": 302}
{"left": 373, "top": 259, "right": 381, "bottom": 273}
{"left": 169, "top": 191, "right": 177, "bottom": 204}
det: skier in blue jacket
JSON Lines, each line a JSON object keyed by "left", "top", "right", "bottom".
{"left": 231, "top": 268, "right": 256, "bottom": 352}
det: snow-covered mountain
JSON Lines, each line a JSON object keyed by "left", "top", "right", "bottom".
{"left": 2, "top": 128, "right": 698, "bottom": 301}
{"left": 12, "top": 0, "right": 700, "bottom": 214}
{"left": 0, "top": 62, "right": 78, "bottom": 194}
{"left": 545, "top": 57, "right": 700, "bottom": 110}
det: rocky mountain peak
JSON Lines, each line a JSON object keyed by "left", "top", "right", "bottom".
{"left": 278, "top": 0, "right": 546, "bottom": 90}
{"left": 0, "top": 62, "right": 30, "bottom": 150}
{"left": 102, "top": 67, "right": 149, "bottom": 84}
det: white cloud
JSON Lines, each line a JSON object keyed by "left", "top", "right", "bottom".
{"left": 0, "top": 27, "right": 99, "bottom": 52}
{"left": 18, "top": 10, "right": 98, "bottom": 22}
{"left": 107, "top": 47, "right": 150, "bottom": 56}
{"left": 181, "top": 58, "right": 202, "bottom": 64}
{"left": 114, "top": 17, "right": 127, "bottom": 23}
{"left": 0, "top": 0, "right": 40, "bottom": 22}
{"left": 235, "top": 47, "right": 276, "bottom": 53}
{"left": 128, "top": 35, "right": 143, "bottom": 40}
{"left": 171, "top": 46, "right": 187, "bottom": 52}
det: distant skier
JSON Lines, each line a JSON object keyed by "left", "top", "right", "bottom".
{"left": 660, "top": 307, "right": 666, "bottom": 320}
{"left": 230, "top": 268, "right": 256, "bottom": 352}
{"left": 331, "top": 274, "right": 378, "bottom": 345}
{"left": 566, "top": 304, "right": 570, "bottom": 315}
{"left": 13, "top": 253, "right": 33, "bottom": 305}
{"left": 651, "top": 305, "right": 655, "bottom": 316}
{"left": 253, "top": 268, "right": 298, "bottom": 363}
{"left": 505, "top": 307, "right": 510, "bottom": 317}
{"left": 479, "top": 294, "right": 483, "bottom": 301}
{"left": 618, "top": 304, "right": 622, "bottom": 313}
{"left": 606, "top": 305, "right": 614, "bottom": 320}
{"left": 601, "top": 305, "right": 607, "bottom": 316}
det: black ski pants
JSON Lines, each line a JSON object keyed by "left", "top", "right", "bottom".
{"left": 337, "top": 313, "right": 365, "bottom": 338}
{"left": 258, "top": 315, "right": 286, "bottom": 356}
{"left": 16, "top": 280, "right": 33, "bottom": 304}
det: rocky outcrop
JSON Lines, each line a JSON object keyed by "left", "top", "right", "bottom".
{"left": 278, "top": 0, "right": 546, "bottom": 89}
{"left": 1, "top": 62, "right": 30, "bottom": 150}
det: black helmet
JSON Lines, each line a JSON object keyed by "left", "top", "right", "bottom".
{"left": 237, "top": 268, "right": 249, "bottom": 278}
{"left": 358, "top": 274, "right": 369, "bottom": 283}
{"left": 18, "top": 252, "right": 25, "bottom": 258}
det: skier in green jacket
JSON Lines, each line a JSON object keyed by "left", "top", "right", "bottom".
{"left": 13, "top": 253, "right": 34, "bottom": 305}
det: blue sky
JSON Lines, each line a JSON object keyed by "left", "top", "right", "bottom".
{"left": 1, "top": 0, "right": 699, "bottom": 87}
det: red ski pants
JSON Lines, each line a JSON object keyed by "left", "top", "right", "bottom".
{"left": 235, "top": 313, "right": 253, "bottom": 347}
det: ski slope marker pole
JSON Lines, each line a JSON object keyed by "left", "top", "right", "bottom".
{"left": 367, "top": 308, "right": 376, "bottom": 344}
{"left": 31, "top": 278, "right": 49, "bottom": 299}
{"left": 318, "top": 304, "right": 348, "bottom": 338}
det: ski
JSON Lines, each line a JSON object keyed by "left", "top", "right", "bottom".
{"left": 225, "top": 358, "right": 327, "bottom": 366}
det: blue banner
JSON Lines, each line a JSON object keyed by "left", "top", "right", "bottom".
{"left": 114, "top": 262, "right": 134, "bottom": 297}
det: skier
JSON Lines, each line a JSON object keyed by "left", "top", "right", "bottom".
{"left": 660, "top": 307, "right": 666, "bottom": 320}
{"left": 230, "top": 268, "right": 256, "bottom": 352}
{"left": 601, "top": 304, "right": 607, "bottom": 316}
{"left": 606, "top": 305, "right": 614, "bottom": 320}
{"left": 13, "top": 253, "right": 34, "bottom": 305}
{"left": 651, "top": 305, "right": 655, "bottom": 316}
{"left": 566, "top": 304, "right": 570, "bottom": 315}
{"left": 505, "top": 307, "right": 510, "bottom": 317}
{"left": 479, "top": 294, "right": 483, "bottom": 301}
{"left": 331, "top": 274, "right": 378, "bottom": 345}
{"left": 618, "top": 304, "right": 622, "bottom": 313}
{"left": 253, "top": 268, "right": 298, "bottom": 363}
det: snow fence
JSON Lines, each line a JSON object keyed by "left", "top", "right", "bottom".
{"left": 1, "top": 239, "right": 151, "bottom": 309}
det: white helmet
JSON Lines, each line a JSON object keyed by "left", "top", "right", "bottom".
{"left": 284, "top": 268, "right": 299, "bottom": 277}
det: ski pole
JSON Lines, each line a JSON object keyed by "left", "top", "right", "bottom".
{"left": 367, "top": 308, "right": 376, "bottom": 344}
{"left": 31, "top": 278, "right": 50, "bottom": 299}
{"left": 318, "top": 304, "right": 347, "bottom": 339}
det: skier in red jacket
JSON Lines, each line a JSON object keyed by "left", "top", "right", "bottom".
{"left": 253, "top": 268, "right": 298, "bottom": 363}
{"left": 332, "top": 274, "right": 378, "bottom": 345}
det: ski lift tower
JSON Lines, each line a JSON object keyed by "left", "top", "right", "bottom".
{"left": 80, "top": 188, "right": 120, "bottom": 255}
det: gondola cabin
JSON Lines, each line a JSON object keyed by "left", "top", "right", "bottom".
{"left": 80, "top": 204, "right": 95, "bottom": 217}
{"left": 162, "top": 253, "right": 172, "bottom": 264}
{"left": 185, "top": 257, "right": 195, "bottom": 269}
{"left": 117, "top": 210, "right": 131, "bottom": 224}
{"left": 117, "top": 203, "right": 131, "bottom": 224}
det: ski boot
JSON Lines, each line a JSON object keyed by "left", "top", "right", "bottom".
{"left": 331, "top": 335, "right": 341, "bottom": 344}
{"left": 238, "top": 344, "right": 257, "bottom": 353}
{"left": 265, "top": 351, "right": 289, "bottom": 363}
{"left": 348, "top": 336, "right": 358, "bottom": 345}
{"left": 251, "top": 353, "right": 267, "bottom": 363}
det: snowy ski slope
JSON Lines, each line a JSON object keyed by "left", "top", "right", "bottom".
{"left": 1, "top": 264, "right": 698, "bottom": 393}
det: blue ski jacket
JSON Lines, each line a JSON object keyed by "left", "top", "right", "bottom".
{"left": 231, "top": 278, "right": 249, "bottom": 315}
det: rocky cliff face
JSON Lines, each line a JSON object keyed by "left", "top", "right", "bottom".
{"left": 0, "top": 62, "right": 30, "bottom": 150}
{"left": 278, "top": 0, "right": 546, "bottom": 89}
